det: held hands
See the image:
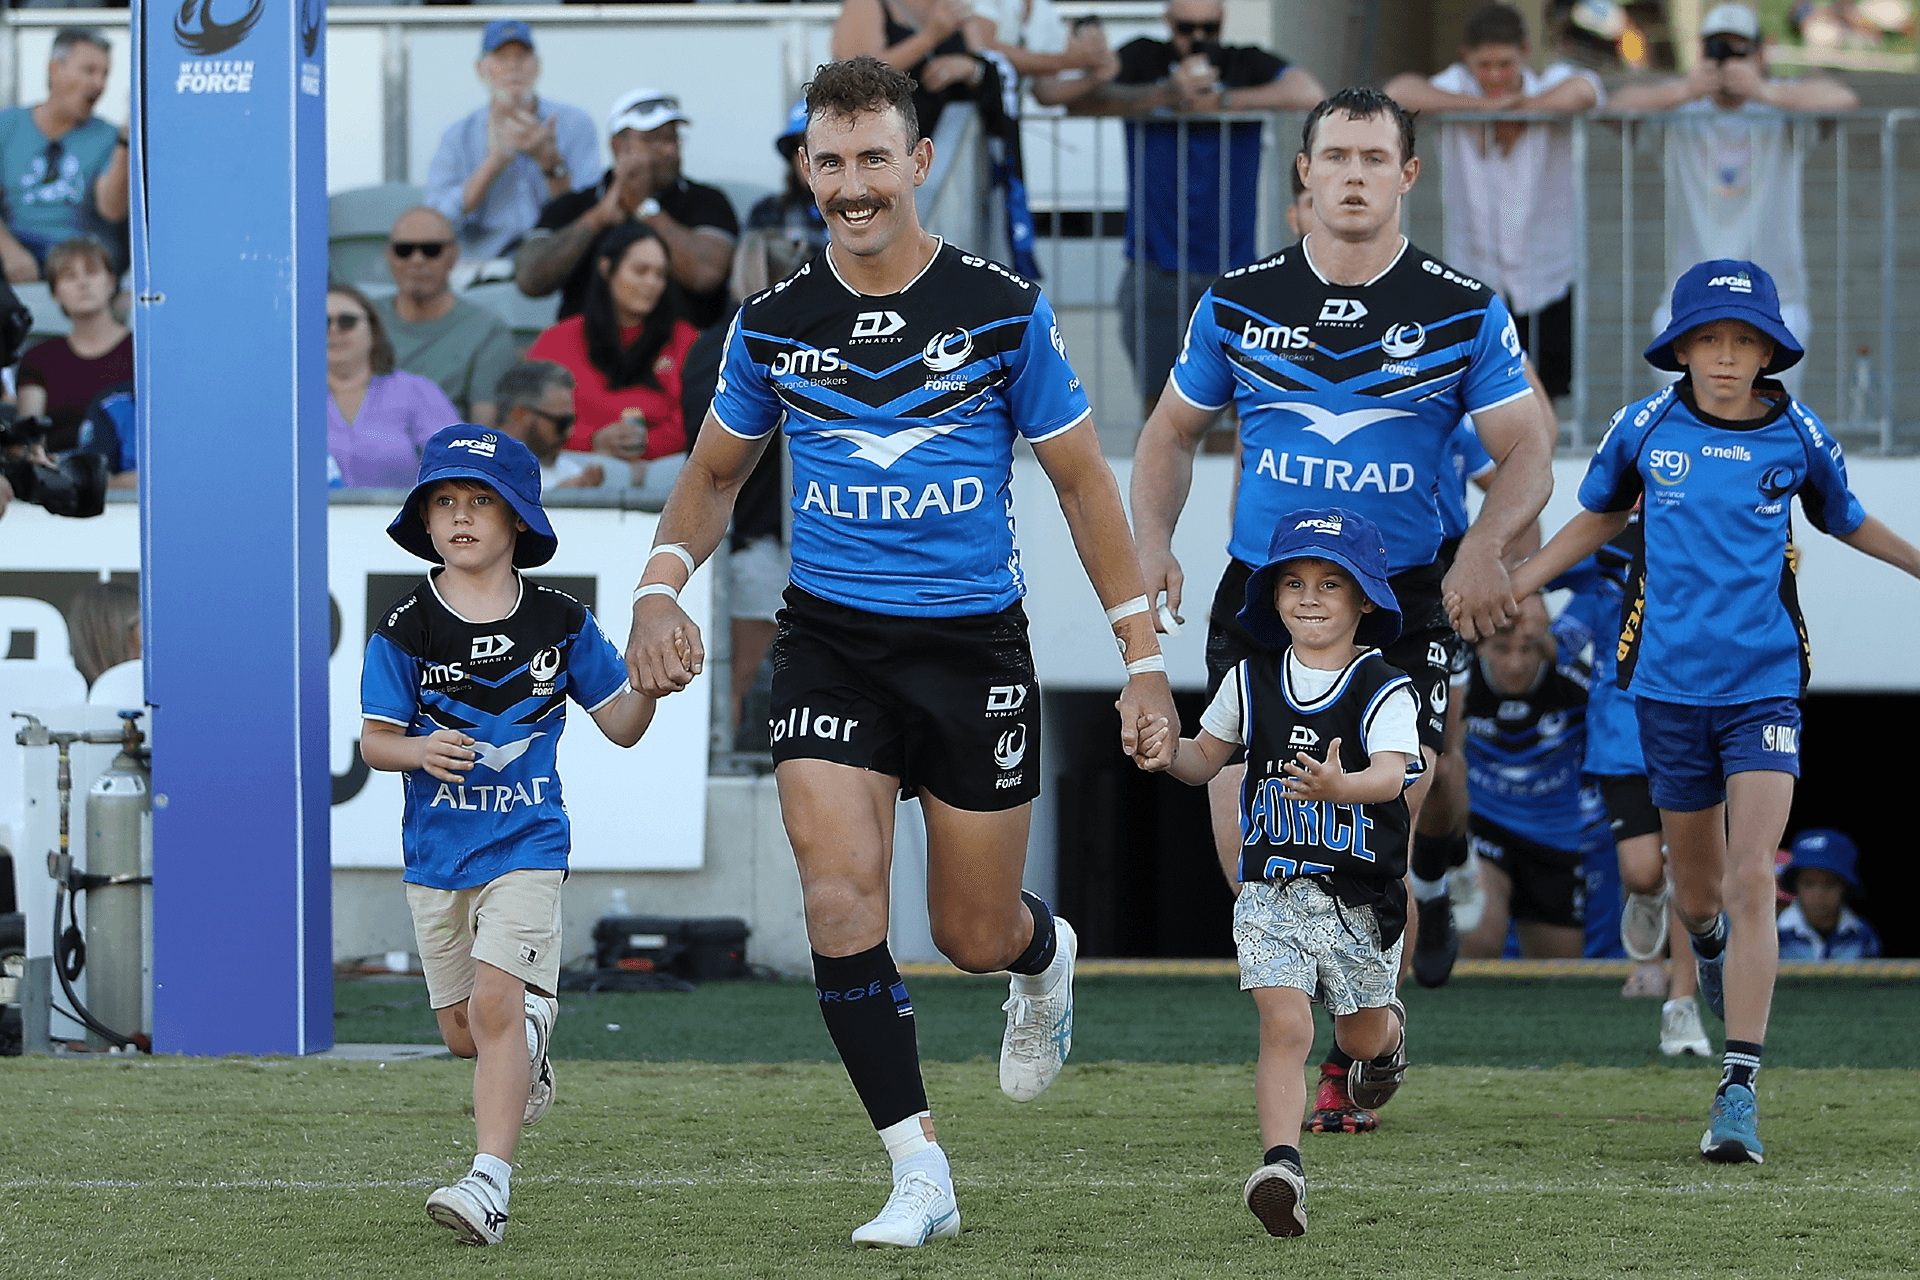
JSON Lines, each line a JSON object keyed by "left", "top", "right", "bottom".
{"left": 625, "top": 595, "right": 704, "bottom": 697}
{"left": 1441, "top": 539, "right": 1517, "bottom": 643}
{"left": 1116, "top": 678, "right": 1178, "bottom": 772}
{"left": 1133, "top": 713, "right": 1177, "bottom": 771}
{"left": 1280, "top": 737, "right": 1353, "bottom": 802}
{"left": 416, "top": 729, "right": 476, "bottom": 784}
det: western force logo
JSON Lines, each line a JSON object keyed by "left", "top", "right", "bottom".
{"left": 1648, "top": 448, "right": 1691, "bottom": 486}
{"left": 1707, "top": 271, "right": 1754, "bottom": 293}
{"left": 922, "top": 328, "right": 974, "bottom": 373}
{"left": 851, "top": 310, "right": 905, "bottom": 339}
{"left": 1380, "top": 323, "right": 1425, "bottom": 359}
{"left": 1500, "top": 318, "right": 1522, "bottom": 357}
{"left": 994, "top": 724, "right": 1028, "bottom": 770}
{"left": 818, "top": 422, "right": 961, "bottom": 470}
{"left": 1273, "top": 401, "right": 1413, "bottom": 445}
{"left": 175, "top": 58, "right": 254, "bottom": 95}
{"left": 175, "top": 0, "right": 263, "bottom": 56}
{"left": 450, "top": 434, "right": 498, "bottom": 457}
{"left": 301, "top": 0, "right": 320, "bottom": 56}
{"left": 1318, "top": 298, "right": 1368, "bottom": 323}
{"left": 528, "top": 645, "right": 560, "bottom": 686}
{"left": 1758, "top": 465, "right": 1796, "bottom": 501}
{"left": 1050, "top": 325, "right": 1068, "bottom": 360}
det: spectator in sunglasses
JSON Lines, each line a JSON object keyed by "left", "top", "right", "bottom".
{"left": 1053, "top": 0, "right": 1323, "bottom": 419}
{"left": 0, "top": 27, "right": 127, "bottom": 284}
{"left": 372, "top": 207, "right": 518, "bottom": 429}
{"left": 326, "top": 283, "right": 461, "bottom": 489}
{"left": 423, "top": 21, "right": 600, "bottom": 263}
{"left": 16, "top": 235, "right": 130, "bottom": 453}
{"left": 493, "top": 359, "right": 605, "bottom": 491}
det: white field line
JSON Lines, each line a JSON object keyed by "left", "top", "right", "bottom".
{"left": 0, "top": 1175, "right": 1911, "bottom": 1196}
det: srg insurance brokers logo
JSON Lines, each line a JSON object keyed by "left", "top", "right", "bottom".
{"left": 174, "top": 0, "right": 263, "bottom": 94}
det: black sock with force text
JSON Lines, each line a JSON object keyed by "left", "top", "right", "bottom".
{"left": 813, "top": 944, "right": 929, "bottom": 1131}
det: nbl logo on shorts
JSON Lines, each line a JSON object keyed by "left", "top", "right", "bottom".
{"left": 1762, "top": 724, "right": 1799, "bottom": 754}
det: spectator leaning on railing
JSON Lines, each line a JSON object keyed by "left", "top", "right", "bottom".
{"left": 1055, "top": 0, "right": 1324, "bottom": 420}
{"left": 1610, "top": 2, "right": 1857, "bottom": 395}
{"left": 17, "top": 235, "right": 131, "bottom": 454}
{"left": 372, "top": 207, "right": 519, "bottom": 430}
{"left": 833, "top": 0, "right": 989, "bottom": 138}
{"left": 0, "top": 28, "right": 127, "bottom": 283}
{"left": 513, "top": 89, "right": 738, "bottom": 330}
{"left": 1384, "top": 3, "right": 1600, "bottom": 401}
{"left": 424, "top": 21, "right": 600, "bottom": 264}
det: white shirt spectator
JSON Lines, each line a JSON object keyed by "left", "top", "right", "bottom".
{"left": 1431, "top": 61, "right": 1604, "bottom": 317}
{"left": 971, "top": 0, "right": 1067, "bottom": 57}
{"left": 1200, "top": 649, "right": 1423, "bottom": 762}
{"left": 1663, "top": 98, "right": 1807, "bottom": 312}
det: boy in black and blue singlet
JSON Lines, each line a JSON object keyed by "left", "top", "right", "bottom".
{"left": 361, "top": 425, "right": 656, "bottom": 1245}
{"left": 1502, "top": 261, "right": 1920, "bottom": 1164}
{"left": 1141, "top": 508, "right": 1424, "bottom": 1238}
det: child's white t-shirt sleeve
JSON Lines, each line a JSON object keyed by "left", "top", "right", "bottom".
{"left": 1363, "top": 684, "right": 1425, "bottom": 765}
{"left": 1198, "top": 665, "right": 1247, "bottom": 745}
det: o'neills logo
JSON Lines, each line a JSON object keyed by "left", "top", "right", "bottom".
{"left": 174, "top": 0, "right": 264, "bottom": 56}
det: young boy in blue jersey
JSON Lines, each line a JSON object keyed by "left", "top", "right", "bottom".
{"left": 1140, "top": 508, "right": 1423, "bottom": 1237}
{"left": 361, "top": 425, "right": 656, "bottom": 1244}
{"left": 1487, "top": 261, "right": 1920, "bottom": 1163}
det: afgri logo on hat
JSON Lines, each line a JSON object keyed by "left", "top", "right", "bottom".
{"left": 1294, "top": 514, "right": 1345, "bottom": 535}
{"left": 1705, "top": 270, "right": 1753, "bottom": 294}
{"left": 449, "top": 432, "right": 499, "bottom": 458}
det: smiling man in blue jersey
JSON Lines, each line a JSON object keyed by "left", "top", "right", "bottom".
{"left": 1130, "top": 87, "right": 1553, "bottom": 1133}
{"left": 623, "top": 57, "right": 1178, "bottom": 1248}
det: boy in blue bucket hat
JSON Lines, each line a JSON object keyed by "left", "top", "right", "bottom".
{"left": 1489, "top": 261, "right": 1920, "bottom": 1164}
{"left": 361, "top": 424, "right": 657, "bottom": 1245}
{"left": 1139, "top": 507, "right": 1425, "bottom": 1237}
{"left": 1776, "top": 829, "right": 1880, "bottom": 960}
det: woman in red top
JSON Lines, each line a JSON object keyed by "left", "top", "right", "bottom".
{"left": 526, "top": 222, "right": 698, "bottom": 476}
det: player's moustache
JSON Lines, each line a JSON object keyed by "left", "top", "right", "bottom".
{"left": 825, "top": 196, "right": 889, "bottom": 216}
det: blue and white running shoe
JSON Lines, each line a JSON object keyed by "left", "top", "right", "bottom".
{"left": 851, "top": 1171, "right": 961, "bottom": 1247}
{"left": 1701, "top": 1084, "right": 1765, "bottom": 1164}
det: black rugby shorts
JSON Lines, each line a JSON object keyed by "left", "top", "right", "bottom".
{"left": 768, "top": 586, "right": 1041, "bottom": 811}
{"left": 1468, "top": 814, "right": 1585, "bottom": 929}
{"left": 1594, "top": 773, "right": 1662, "bottom": 843}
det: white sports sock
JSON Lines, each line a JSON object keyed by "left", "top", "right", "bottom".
{"left": 472, "top": 1152, "right": 512, "bottom": 1204}
{"left": 893, "top": 1144, "right": 951, "bottom": 1188}
{"left": 1410, "top": 873, "right": 1448, "bottom": 903}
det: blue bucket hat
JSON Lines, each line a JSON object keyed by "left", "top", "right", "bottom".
{"left": 1645, "top": 259, "right": 1803, "bottom": 375}
{"left": 1780, "top": 828, "right": 1862, "bottom": 895}
{"left": 387, "top": 424, "right": 558, "bottom": 569}
{"left": 776, "top": 99, "right": 809, "bottom": 156}
{"left": 1238, "top": 507, "right": 1401, "bottom": 650}
{"left": 481, "top": 20, "right": 535, "bottom": 55}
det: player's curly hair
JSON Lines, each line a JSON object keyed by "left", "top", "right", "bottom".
{"left": 803, "top": 56, "right": 921, "bottom": 148}
{"left": 1301, "top": 86, "right": 1418, "bottom": 167}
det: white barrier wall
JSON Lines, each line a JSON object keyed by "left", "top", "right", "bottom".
{"left": 0, "top": 499, "right": 710, "bottom": 872}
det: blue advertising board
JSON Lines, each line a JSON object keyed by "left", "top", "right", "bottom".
{"left": 132, "top": 0, "right": 333, "bottom": 1054}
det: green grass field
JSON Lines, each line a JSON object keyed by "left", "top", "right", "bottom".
{"left": 4, "top": 976, "right": 1916, "bottom": 1278}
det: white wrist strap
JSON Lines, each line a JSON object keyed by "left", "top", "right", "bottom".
{"left": 632, "top": 582, "right": 680, "bottom": 604}
{"left": 649, "top": 543, "right": 697, "bottom": 576}
{"left": 1125, "top": 654, "right": 1167, "bottom": 676}
{"left": 1105, "top": 595, "right": 1149, "bottom": 625}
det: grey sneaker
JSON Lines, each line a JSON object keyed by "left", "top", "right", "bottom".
{"left": 524, "top": 992, "right": 556, "bottom": 1126}
{"left": 1621, "top": 881, "right": 1672, "bottom": 962}
{"left": 1347, "top": 998, "right": 1407, "bottom": 1109}
{"left": 1243, "top": 1161, "right": 1306, "bottom": 1237}
{"left": 426, "top": 1171, "right": 509, "bottom": 1245}
{"left": 1660, "top": 996, "right": 1712, "bottom": 1057}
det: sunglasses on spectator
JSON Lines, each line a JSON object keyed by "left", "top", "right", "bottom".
{"left": 1173, "top": 21, "right": 1222, "bottom": 37}
{"left": 327, "top": 312, "right": 365, "bottom": 332}
{"left": 528, "top": 406, "right": 576, "bottom": 435}
{"left": 389, "top": 240, "right": 451, "bottom": 259}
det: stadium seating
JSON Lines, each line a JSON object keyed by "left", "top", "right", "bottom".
{"left": 461, "top": 280, "right": 560, "bottom": 347}
{"left": 328, "top": 182, "right": 426, "bottom": 287}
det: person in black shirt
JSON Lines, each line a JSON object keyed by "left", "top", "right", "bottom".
{"left": 512, "top": 89, "right": 738, "bottom": 329}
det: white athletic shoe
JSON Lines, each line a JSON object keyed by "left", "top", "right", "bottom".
{"left": 1621, "top": 881, "right": 1672, "bottom": 962}
{"left": 850, "top": 1171, "right": 961, "bottom": 1247}
{"left": 426, "top": 1172, "right": 509, "bottom": 1246}
{"left": 1243, "top": 1161, "right": 1307, "bottom": 1238}
{"left": 525, "top": 992, "right": 556, "bottom": 1126}
{"left": 1660, "top": 996, "right": 1713, "bottom": 1058}
{"left": 1448, "top": 852, "right": 1487, "bottom": 936}
{"left": 1000, "top": 917, "right": 1077, "bottom": 1103}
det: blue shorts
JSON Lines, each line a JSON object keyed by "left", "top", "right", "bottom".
{"left": 1635, "top": 696, "right": 1802, "bottom": 812}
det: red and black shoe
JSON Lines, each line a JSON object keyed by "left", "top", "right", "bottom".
{"left": 1305, "top": 1063, "right": 1379, "bottom": 1134}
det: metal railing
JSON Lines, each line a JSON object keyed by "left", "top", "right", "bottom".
{"left": 1021, "top": 107, "right": 1920, "bottom": 453}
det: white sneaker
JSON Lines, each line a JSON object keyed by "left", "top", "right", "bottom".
{"left": 1000, "top": 916, "right": 1077, "bottom": 1102}
{"left": 426, "top": 1172, "right": 509, "bottom": 1245}
{"left": 1621, "top": 881, "right": 1672, "bottom": 962}
{"left": 1448, "top": 852, "right": 1486, "bottom": 935}
{"left": 1660, "top": 996, "right": 1712, "bottom": 1058}
{"left": 525, "top": 993, "right": 556, "bottom": 1126}
{"left": 1243, "top": 1161, "right": 1307, "bottom": 1238}
{"left": 849, "top": 1171, "right": 961, "bottom": 1247}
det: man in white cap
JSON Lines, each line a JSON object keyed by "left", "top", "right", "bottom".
{"left": 423, "top": 21, "right": 600, "bottom": 262}
{"left": 513, "top": 88, "right": 739, "bottom": 329}
{"left": 1612, "top": 3, "right": 1856, "bottom": 394}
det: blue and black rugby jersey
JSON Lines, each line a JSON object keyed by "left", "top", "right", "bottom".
{"left": 361, "top": 574, "right": 629, "bottom": 891}
{"left": 1464, "top": 644, "right": 1591, "bottom": 854}
{"left": 1578, "top": 383, "right": 1865, "bottom": 706}
{"left": 1555, "top": 515, "right": 1646, "bottom": 778}
{"left": 710, "top": 241, "right": 1090, "bottom": 618}
{"left": 1437, "top": 418, "right": 1495, "bottom": 541}
{"left": 1170, "top": 236, "right": 1532, "bottom": 573}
